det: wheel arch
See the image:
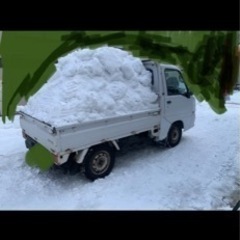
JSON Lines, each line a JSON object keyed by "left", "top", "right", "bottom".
{"left": 173, "top": 120, "right": 184, "bottom": 129}
{"left": 75, "top": 141, "right": 118, "bottom": 164}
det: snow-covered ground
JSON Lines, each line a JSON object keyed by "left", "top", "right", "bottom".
{"left": 0, "top": 91, "right": 239, "bottom": 210}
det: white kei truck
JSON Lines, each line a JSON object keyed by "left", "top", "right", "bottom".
{"left": 19, "top": 60, "right": 196, "bottom": 180}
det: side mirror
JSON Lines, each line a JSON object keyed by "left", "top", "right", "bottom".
{"left": 183, "top": 91, "right": 193, "bottom": 98}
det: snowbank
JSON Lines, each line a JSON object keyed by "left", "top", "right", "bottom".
{"left": 21, "top": 46, "right": 158, "bottom": 127}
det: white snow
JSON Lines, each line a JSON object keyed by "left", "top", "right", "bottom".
{"left": 0, "top": 91, "right": 239, "bottom": 210}
{"left": 20, "top": 46, "right": 157, "bottom": 127}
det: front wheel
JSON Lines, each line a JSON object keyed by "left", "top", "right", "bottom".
{"left": 83, "top": 145, "right": 115, "bottom": 181}
{"left": 165, "top": 123, "right": 182, "bottom": 147}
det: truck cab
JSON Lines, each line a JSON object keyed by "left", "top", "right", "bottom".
{"left": 143, "top": 60, "right": 195, "bottom": 143}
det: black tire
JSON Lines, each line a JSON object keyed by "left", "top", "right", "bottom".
{"left": 83, "top": 145, "right": 115, "bottom": 181}
{"left": 165, "top": 123, "right": 182, "bottom": 147}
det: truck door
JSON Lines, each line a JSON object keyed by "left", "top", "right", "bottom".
{"left": 163, "top": 68, "right": 195, "bottom": 130}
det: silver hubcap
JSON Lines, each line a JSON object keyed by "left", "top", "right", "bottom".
{"left": 91, "top": 151, "right": 110, "bottom": 175}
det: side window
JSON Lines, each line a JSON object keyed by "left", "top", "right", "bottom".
{"left": 165, "top": 69, "right": 187, "bottom": 96}
{"left": 146, "top": 68, "right": 154, "bottom": 85}
{"left": 146, "top": 67, "right": 158, "bottom": 92}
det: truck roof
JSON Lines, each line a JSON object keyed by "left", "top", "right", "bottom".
{"left": 141, "top": 59, "right": 181, "bottom": 71}
{"left": 160, "top": 63, "right": 181, "bottom": 71}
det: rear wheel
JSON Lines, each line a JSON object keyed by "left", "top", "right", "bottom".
{"left": 165, "top": 123, "right": 182, "bottom": 147}
{"left": 83, "top": 145, "right": 115, "bottom": 181}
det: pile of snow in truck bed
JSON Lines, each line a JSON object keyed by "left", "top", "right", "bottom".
{"left": 21, "top": 46, "right": 158, "bottom": 127}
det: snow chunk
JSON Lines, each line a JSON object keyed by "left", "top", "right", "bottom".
{"left": 22, "top": 46, "right": 158, "bottom": 127}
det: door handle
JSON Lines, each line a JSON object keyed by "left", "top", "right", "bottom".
{"left": 167, "top": 100, "right": 172, "bottom": 104}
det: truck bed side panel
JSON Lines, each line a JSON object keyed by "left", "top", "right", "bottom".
{"left": 20, "top": 109, "right": 161, "bottom": 155}
{"left": 58, "top": 109, "right": 161, "bottom": 153}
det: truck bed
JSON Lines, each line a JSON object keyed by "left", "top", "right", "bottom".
{"left": 19, "top": 108, "right": 161, "bottom": 155}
